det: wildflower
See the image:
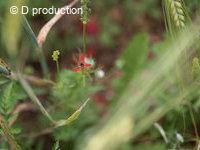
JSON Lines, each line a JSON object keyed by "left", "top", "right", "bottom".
{"left": 52, "top": 50, "right": 60, "bottom": 74}
{"left": 85, "top": 57, "right": 95, "bottom": 66}
{"left": 52, "top": 50, "right": 60, "bottom": 62}
{"left": 86, "top": 19, "right": 99, "bottom": 36}
{"left": 78, "top": 19, "right": 99, "bottom": 36}
{"left": 80, "top": 0, "right": 91, "bottom": 24}
{"left": 73, "top": 53, "right": 92, "bottom": 72}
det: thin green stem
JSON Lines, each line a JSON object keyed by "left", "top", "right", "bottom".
{"left": 22, "top": 99, "right": 90, "bottom": 138}
{"left": 37, "top": 47, "right": 49, "bottom": 79}
{"left": 82, "top": 23, "right": 87, "bottom": 86}
{"left": 83, "top": 23, "right": 87, "bottom": 54}
{"left": 82, "top": 71, "right": 86, "bottom": 87}
{"left": 181, "top": 106, "right": 186, "bottom": 133}
{"left": 188, "top": 103, "right": 199, "bottom": 141}
{"left": 56, "top": 61, "right": 60, "bottom": 75}
{"left": 18, "top": 74, "right": 55, "bottom": 124}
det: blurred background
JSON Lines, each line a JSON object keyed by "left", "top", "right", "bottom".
{"left": 0, "top": 0, "right": 200, "bottom": 149}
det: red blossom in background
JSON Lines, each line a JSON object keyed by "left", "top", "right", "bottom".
{"left": 86, "top": 20, "right": 99, "bottom": 36}
{"left": 85, "top": 48, "right": 96, "bottom": 57}
{"left": 92, "top": 92, "right": 108, "bottom": 116}
{"left": 73, "top": 53, "right": 92, "bottom": 72}
{"left": 78, "top": 17, "right": 99, "bottom": 36}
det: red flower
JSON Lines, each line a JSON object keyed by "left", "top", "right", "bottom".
{"left": 73, "top": 53, "right": 92, "bottom": 72}
{"left": 78, "top": 17, "right": 99, "bottom": 36}
{"left": 86, "top": 21, "right": 99, "bottom": 36}
{"left": 86, "top": 48, "right": 96, "bottom": 57}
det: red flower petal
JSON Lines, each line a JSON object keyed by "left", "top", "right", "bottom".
{"left": 80, "top": 53, "right": 85, "bottom": 64}
{"left": 84, "top": 64, "right": 92, "bottom": 67}
{"left": 73, "top": 66, "right": 82, "bottom": 72}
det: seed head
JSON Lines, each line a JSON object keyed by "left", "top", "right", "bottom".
{"left": 52, "top": 50, "right": 60, "bottom": 62}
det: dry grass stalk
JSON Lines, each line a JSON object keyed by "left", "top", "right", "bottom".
{"left": 37, "top": 0, "right": 79, "bottom": 47}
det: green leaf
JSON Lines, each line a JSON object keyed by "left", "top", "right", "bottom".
{"left": 115, "top": 33, "right": 149, "bottom": 94}
{"left": 0, "top": 81, "right": 14, "bottom": 117}
{"left": 22, "top": 16, "right": 38, "bottom": 48}
{"left": 52, "top": 70, "right": 101, "bottom": 109}
{"left": 55, "top": 99, "right": 90, "bottom": 127}
{"left": 0, "top": 78, "right": 10, "bottom": 86}
{"left": 0, "top": 81, "right": 31, "bottom": 120}
{"left": 2, "top": 81, "right": 13, "bottom": 101}
{"left": 10, "top": 127, "right": 22, "bottom": 135}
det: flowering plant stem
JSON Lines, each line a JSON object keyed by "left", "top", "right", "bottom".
{"left": 82, "top": 73, "right": 86, "bottom": 87}
{"left": 56, "top": 61, "right": 60, "bottom": 75}
{"left": 21, "top": 99, "right": 90, "bottom": 138}
{"left": 83, "top": 23, "right": 87, "bottom": 54}
{"left": 18, "top": 74, "right": 55, "bottom": 124}
{"left": 82, "top": 23, "right": 87, "bottom": 86}
{"left": 39, "top": 48, "right": 49, "bottom": 79}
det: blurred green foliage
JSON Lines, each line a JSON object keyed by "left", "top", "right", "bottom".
{"left": 0, "top": 0, "right": 200, "bottom": 149}
{"left": 50, "top": 70, "right": 100, "bottom": 147}
{"left": 114, "top": 33, "right": 149, "bottom": 95}
{"left": 52, "top": 70, "right": 101, "bottom": 109}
